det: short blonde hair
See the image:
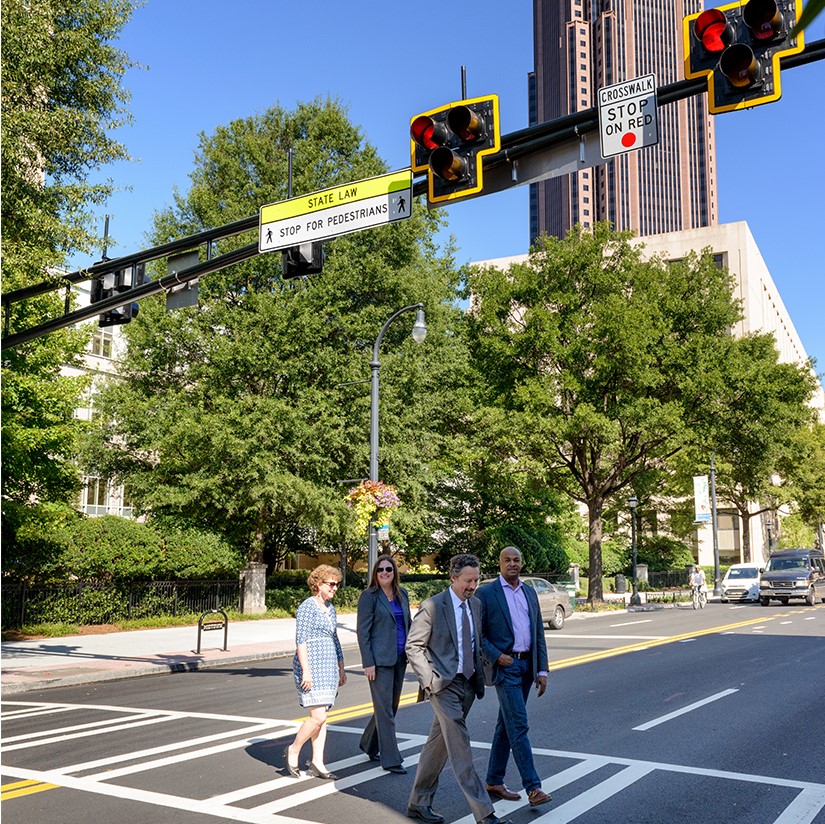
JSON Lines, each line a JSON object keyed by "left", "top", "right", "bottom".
{"left": 307, "top": 564, "right": 343, "bottom": 594}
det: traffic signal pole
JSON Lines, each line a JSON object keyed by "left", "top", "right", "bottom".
{"left": 3, "top": 39, "right": 822, "bottom": 349}
{"left": 411, "top": 36, "right": 824, "bottom": 204}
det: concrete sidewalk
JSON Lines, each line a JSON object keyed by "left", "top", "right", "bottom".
{"left": 0, "top": 612, "right": 361, "bottom": 696}
{"left": 1, "top": 599, "right": 654, "bottom": 696}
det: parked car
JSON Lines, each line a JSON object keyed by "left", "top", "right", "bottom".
{"left": 720, "top": 563, "right": 761, "bottom": 603}
{"left": 759, "top": 549, "right": 825, "bottom": 606}
{"left": 476, "top": 575, "right": 574, "bottom": 630}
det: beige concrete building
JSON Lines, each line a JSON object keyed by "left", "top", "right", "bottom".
{"left": 61, "top": 280, "right": 134, "bottom": 518}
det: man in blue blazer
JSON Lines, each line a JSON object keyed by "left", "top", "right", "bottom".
{"left": 475, "top": 546, "right": 552, "bottom": 808}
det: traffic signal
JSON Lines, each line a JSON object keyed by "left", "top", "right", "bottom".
{"left": 410, "top": 94, "right": 500, "bottom": 206}
{"left": 684, "top": 0, "right": 804, "bottom": 114}
{"left": 281, "top": 242, "right": 324, "bottom": 279}
{"left": 91, "top": 263, "right": 145, "bottom": 327}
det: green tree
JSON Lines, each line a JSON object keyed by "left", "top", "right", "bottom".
{"left": 685, "top": 334, "right": 816, "bottom": 562}
{"left": 2, "top": 0, "right": 136, "bottom": 553}
{"left": 82, "top": 99, "right": 469, "bottom": 569}
{"left": 466, "top": 224, "right": 743, "bottom": 601}
{"left": 783, "top": 421, "right": 825, "bottom": 545}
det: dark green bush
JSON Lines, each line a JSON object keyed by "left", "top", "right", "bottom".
{"left": 638, "top": 536, "right": 695, "bottom": 572}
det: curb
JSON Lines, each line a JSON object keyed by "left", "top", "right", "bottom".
{"left": 1, "top": 639, "right": 362, "bottom": 697}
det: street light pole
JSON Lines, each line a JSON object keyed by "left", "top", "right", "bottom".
{"left": 628, "top": 496, "right": 641, "bottom": 606}
{"left": 369, "top": 304, "right": 427, "bottom": 578}
{"left": 710, "top": 453, "right": 721, "bottom": 597}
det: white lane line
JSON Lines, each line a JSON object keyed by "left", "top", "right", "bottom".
{"left": 55, "top": 721, "right": 289, "bottom": 775}
{"left": 0, "top": 705, "right": 77, "bottom": 720}
{"left": 455, "top": 757, "right": 613, "bottom": 823}
{"left": 531, "top": 764, "right": 655, "bottom": 823}
{"left": 609, "top": 619, "right": 653, "bottom": 628}
{"left": 633, "top": 689, "right": 739, "bottom": 731}
{"left": 84, "top": 729, "right": 293, "bottom": 782}
{"left": 773, "top": 787, "right": 825, "bottom": 824}
{"left": 209, "top": 735, "right": 428, "bottom": 805}
{"left": 251, "top": 758, "right": 420, "bottom": 814}
{"left": 0, "top": 714, "right": 177, "bottom": 752}
{"left": 0, "top": 700, "right": 279, "bottom": 725}
{"left": 557, "top": 635, "right": 667, "bottom": 641}
{"left": 2, "top": 712, "right": 161, "bottom": 744}
{"left": 0, "top": 765, "right": 306, "bottom": 824}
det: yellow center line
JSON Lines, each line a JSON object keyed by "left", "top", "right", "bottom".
{"left": 300, "top": 607, "right": 819, "bottom": 722}
{"left": 550, "top": 609, "right": 805, "bottom": 671}
{"left": 1, "top": 780, "right": 60, "bottom": 800}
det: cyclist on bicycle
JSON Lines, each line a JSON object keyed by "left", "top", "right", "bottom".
{"left": 689, "top": 565, "right": 707, "bottom": 595}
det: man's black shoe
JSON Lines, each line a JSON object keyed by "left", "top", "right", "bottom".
{"left": 478, "top": 816, "right": 513, "bottom": 824}
{"left": 384, "top": 765, "right": 407, "bottom": 774}
{"left": 407, "top": 805, "right": 445, "bottom": 823}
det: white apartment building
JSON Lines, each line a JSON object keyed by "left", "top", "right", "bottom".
{"left": 474, "top": 221, "right": 823, "bottom": 567}
{"left": 61, "top": 279, "right": 134, "bottom": 518}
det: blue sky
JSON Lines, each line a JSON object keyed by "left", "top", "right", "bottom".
{"left": 82, "top": 1, "right": 824, "bottom": 378}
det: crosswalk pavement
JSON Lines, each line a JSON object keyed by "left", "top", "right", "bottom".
{"left": 3, "top": 700, "right": 824, "bottom": 823}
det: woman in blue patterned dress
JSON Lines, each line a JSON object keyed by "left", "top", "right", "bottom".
{"left": 284, "top": 564, "right": 346, "bottom": 780}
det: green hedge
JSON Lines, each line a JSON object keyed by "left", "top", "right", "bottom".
{"left": 264, "top": 579, "right": 448, "bottom": 614}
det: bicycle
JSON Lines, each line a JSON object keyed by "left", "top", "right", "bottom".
{"left": 691, "top": 585, "right": 707, "bottom": 610}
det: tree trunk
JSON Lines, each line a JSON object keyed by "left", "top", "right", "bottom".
{"left": 249, "top": 510, "right": 266, "bottom": 564}
{"left": 739, "top": 508, "right": 751, "bottom": 563}
{"left": 587, "top": 498, "right": 604, "bottom": 602}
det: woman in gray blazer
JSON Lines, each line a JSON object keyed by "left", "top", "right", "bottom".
{"left": 356, "top": 554, "right": 411, "bottom": 774}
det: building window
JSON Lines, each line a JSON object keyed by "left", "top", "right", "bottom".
{"left": 90, "top": 328, "right": 114, "bottom": 359}
{"left": 82, "top": 476, "right": 109, "bottom": 516}
{"left": 120, "top": 485, "right": 134, "bottom": 518}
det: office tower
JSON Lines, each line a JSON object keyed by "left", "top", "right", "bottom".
{"left": 530, "top": 0, "right": 718, "bottom": 242}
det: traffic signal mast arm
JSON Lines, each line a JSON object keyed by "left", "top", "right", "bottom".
{"left": 411, "top": 37, "right": 823, "bottom": 202}
{"left": 2, "top": 242, "right": 258, "bottom": 350}
{"left": 3, "top": 38, "right": 821, "bottom": 346}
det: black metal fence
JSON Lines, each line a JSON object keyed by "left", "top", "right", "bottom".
{"left": 1, "top": 580, "right": 242, "bottom": 630}
{"left": 648, "top": 569, "right": 691, "bottom": 589}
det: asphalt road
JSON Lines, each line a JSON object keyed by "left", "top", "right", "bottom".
{"left": 2, "top": 601, "right": 824, "bottom": 824}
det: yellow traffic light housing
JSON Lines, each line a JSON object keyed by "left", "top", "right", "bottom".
{"left": 684, "top": 0, "right": 803, "bottom": 114}
{"left": 410, "top": 94, "right": 500, "bottom": 206}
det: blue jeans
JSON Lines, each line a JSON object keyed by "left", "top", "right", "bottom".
{"left": 486, "top": 657, "right": 541, "bottom": 792}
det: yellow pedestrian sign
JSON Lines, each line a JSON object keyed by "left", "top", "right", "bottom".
{"left": 259, "top": 169, "right": 412, "bottom": 253}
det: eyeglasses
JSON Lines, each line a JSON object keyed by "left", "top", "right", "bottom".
{"left": 376, "top": 566, "right": 394, "bottom": 573}
{"left": 324, "top": 581, "right": 340, "bottom": 588}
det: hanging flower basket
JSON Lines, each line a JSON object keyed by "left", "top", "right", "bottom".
{"left": 346, "top": 480, "right": 401, "bottom": 535}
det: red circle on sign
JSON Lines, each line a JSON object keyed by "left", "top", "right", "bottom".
{"left": 621, "top": 133, "right": 637, "bottom": 148}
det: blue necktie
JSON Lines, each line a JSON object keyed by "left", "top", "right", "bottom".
{"left": 460, "top": 603, "right": 474, "bottom": 678}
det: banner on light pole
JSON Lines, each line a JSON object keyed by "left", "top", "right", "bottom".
{"left": 693, "top": 475, "right": 711, "bottom": 523}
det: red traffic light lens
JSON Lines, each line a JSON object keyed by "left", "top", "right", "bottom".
{"left": 446, "top": 105, "right": 486, "bottom": 143}
{"left": 411, "top": 116, "right": 447, "bottom": 151}
{"left": 720, "top": 43, "right": 759, "bottom": 87}
{"left": 694, "top": 9, "right": 730, "bottom": 53}
{"left": 430, "top": 147, "right": 467, "bottom": 182}
{"left": 743, "top": 0, "right": 781, "bottom": 40}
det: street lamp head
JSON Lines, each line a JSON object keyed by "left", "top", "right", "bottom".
{"left": 628, "top": 496, "right": 638, "bottom": 510}
{"left": 411, "top": 307, "right": 427, "bottom": 343}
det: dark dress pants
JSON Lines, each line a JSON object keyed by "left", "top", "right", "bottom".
{"left": 360, "top": 654, "right": 407, "bottom": 768}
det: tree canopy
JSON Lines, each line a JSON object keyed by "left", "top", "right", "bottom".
{"left": 466, "top": 224, "right": 746, "bottom": 600}
{"left": 82, "top": 98, "right": 473, "bottom": 569}
{"left": 2, "top": 0, "right": 137, "bottom": 551}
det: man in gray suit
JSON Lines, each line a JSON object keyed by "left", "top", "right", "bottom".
{"left": 405, "top": 554, "right": 511, "bottom": 824}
